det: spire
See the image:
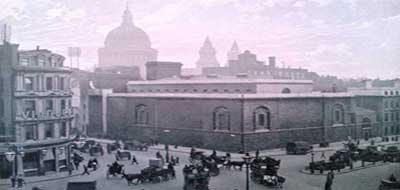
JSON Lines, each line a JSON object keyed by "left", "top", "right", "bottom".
{"left": 122, "top": 3, "right": 134, "bottom": 26}
{"left": 230, "top": 41, "right": 239, "bottom": 51}
{"left": 200, "top": 36, "right": 216, "bottom": 52}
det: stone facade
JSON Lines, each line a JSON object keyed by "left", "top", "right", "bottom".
{"left": 0, "top": 43, "right": 73, "bottom": 178}
{"left": 88, "top": 92, "right": 380, "bottom": 152}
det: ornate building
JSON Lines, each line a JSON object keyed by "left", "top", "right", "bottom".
{"left": 0, "top": 43, "right": 73, "bottom": 178}
{"left": 195, "top": 37, "right": 220, "bottom": 69}
{"left": 98, "top": 6, "right": 158, "bottom": 79}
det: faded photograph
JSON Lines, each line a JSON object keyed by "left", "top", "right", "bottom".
{"left": 0, "top": 0, "right": 399, "bottom": 190}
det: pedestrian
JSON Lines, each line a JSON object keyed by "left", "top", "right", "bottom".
{"left": 255, "top": 149, "right": 260, "bottom": 159}
{"left": 310, "top": 150, "right": 315, "bottom": 163}
{"left": 131, "top": 155, "right": 139, "bottom": 165}
{"left": 325, "top": 170, "right": 334, "bottom": 190}
{"left": 10, "top": 176, "right": 16, "bottom": 188}
{"left": 82, "top": 165, "right": 90, "bottom": 175}
{"left": 68, "top": 163, "right": 73, "bottom": 175}
{"left": 321, "top": 151, "right": 326, "bottom": 160}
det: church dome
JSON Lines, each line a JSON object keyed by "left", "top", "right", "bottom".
{"left": 104, "top": 7, "right": 151, "bottom": 49}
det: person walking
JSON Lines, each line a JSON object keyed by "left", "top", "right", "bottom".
{"left": 325, "top": 170, "right": 335, "bottom": 190}
{"left": 321, "top": 151, "right": 326, "bottom": 160}
{"left": 68, "top": 162, "right": 74, "bottom": 175}
{"left": 255, "top": 149, "right": 260, "bottom": 159}
{"left": 82, "top": 165, "right": 90, "bottom": 175}
{"left": 131, "top": 155, "right": 139, "bottom": 165}
{"left": 310, "top": 150, "right": 315, "bottom": 163}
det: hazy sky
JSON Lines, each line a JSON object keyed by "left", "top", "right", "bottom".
{"left": 1, "top": 0, "right": 399, "bottom": 79}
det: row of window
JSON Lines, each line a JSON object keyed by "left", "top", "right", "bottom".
{"left": 384, "top": 100, "right": 400, "bottom": 109}
{"left": 384, "top": 112, "right": 400, "bottom": 122}
{"left": 134, "top": 105, "right": 272, "bottom": 131}
{"left": 130, "top": 88, "right": 292, "bottom": 94}
{"left": 19, "top": 57, "right": 62, "bottom": 68}
{"left": 383, "top": 125, "right": 400, "bottom": 136}
{"left": 21, "top": 75, "right": 70, "bottom": 91}
{"left": 22, "top": 99, "right": 72, "bottom": 118}
{"left": 384, "top": 90, "right": 400, "bottom": 96}
{"left": 24, "top": 122, "right": 69, "bottom": 141}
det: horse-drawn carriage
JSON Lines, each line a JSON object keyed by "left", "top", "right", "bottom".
{"left": 116, "top": 150, "right": 132, "bottom": 161}
{"left": 379, "top": 175, "right": 400, "bottom": 190}
{"left": 308, "top": 160, "right": 346, "bottom": 174}
{"left": 106, "top": 162, "right": 124, "bottom": 178}
{"left": 89, "top": 144, "right": 104, "bottom": 157}
{"left": 286, "top": 141, "right": 312, "bottom": 155}
{"left": 250, "top": 156, "right": 285, "bottom": 188}
{"left": 139, "top": 165, "right": 174, "bottom": 183}
{"left": 183, "top": 165, "right": 210, "bottom": 190}
{"left": 382, "top": 146, "right": 400, "bottom": 162}
{"left": 189, "top": 151, "right": 224, "bottom": 176}
{"left": 124, "top": 140, "right": 149, "bottom": 151}
{"left": 106, "top": 141, "right": 121, "bottom": 154}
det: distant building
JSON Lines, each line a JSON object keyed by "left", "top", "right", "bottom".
{"left": 203, "top": 50, "right": 315, "bottom": 80}
{"left": 0, "top": 43, "right": 73, "bottom": 178}
{"left": 226, "top": 41, "right": 240, "bottom": 63}
{"left": 98, "top": 5, "right": 157, "bottom": 79}
{"left": 348, "top": 80, "right": 400, "bottom": 139}
{"left": 146, "top": 61, "right": 182, "bottom": 80}
{"left": 195, "top": 37, "right": 220, "bottom": 69}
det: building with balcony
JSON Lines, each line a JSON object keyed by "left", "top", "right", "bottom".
{"left": 0, "top": 43, "right": 73, "bottom": 178}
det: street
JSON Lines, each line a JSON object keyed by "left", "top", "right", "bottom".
{"left": 14, "top": 143, "right": 399, "bottom": 190}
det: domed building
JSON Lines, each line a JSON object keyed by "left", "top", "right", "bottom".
{"left": 98, "top": 6, "right": 158, "bottom": 79}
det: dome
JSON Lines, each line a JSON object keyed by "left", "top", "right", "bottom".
{"left": 104, "top": 7, "right": 152, "bottom": 49}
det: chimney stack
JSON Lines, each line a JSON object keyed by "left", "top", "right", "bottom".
{"left": 394, "top": 79, "right": 400, "bottom": 88}
{"left": 268, "top": 56, "right": 276, "bottom": 68}
{"left": 362, "top": 80, "right": 373, "bottom": 89}
{"left": 36, "top": 45, "right": 40, "bottom": 50}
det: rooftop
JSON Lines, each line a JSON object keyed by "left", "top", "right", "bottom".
{"left": 127, "top": 78, "right": 313, "bottom": 85}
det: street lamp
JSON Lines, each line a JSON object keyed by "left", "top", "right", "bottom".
{"left": 163, "top": 129, "right": 171, "bottom": 163}
{"left": 5, "top": 145, "right": 24, "bottom": 188}
{"left": 242, "top": 155, "right": 253, "bottom": 190}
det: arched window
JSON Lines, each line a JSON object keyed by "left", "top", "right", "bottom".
{"left": 135, "top": 105, "right": 148, "bottom": 124}
{"left": 253, "top": 107, "right": 271, "bottom": 130}
{"left": 333, "top": 104, "right": 344, "bottom": 124}
{"left": 281, "top": 88, "right": 291, "bottom": 94}
{"left": 361, "top": 118, "right": 371, "bottom": 129}
{"left": 213, "top": 107, "right": 230, "bottom": 130}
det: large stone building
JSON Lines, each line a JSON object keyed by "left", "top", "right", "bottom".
{"left": 88, "top": 75, "right": 390, "bottom": 151}
{"left": 204, "top": 50, "right": 316, "bottom": 80}
{"left": 0, "top": 43, "right": 73, "bottom": 178}
{"left": 98, "top": 6, "right": 157, "bottom": 79}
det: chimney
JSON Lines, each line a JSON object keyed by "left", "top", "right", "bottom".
{"left": 36, "top": 45, "right": 40, "bottom": 50}
{"left": 268, "top": 56, "right": 276, "bottom": 68}
{"left": 394, "top": 79, "right": 400, "bottom": 88}
{"left": 362, "top": 80, "right": 372, "bottom": 89}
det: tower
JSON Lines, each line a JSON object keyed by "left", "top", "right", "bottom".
{"left": 227, "top": 41, "right": 240, "bottom": 62}
{"left": 196, "top": 36, "right": 220, "bottom": 69}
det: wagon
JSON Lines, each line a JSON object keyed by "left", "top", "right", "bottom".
{"left": 286, "top": 141, "right": 312, "bottom": 155}
{"left": 116, "top": 150, "right": 131, "bottom": 161}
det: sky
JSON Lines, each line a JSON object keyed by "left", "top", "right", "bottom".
{"left": 0, "top": 0, "right": 399, "bottom": 79}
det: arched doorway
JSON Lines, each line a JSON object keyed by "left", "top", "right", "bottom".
{"left": 361, "top": 118, "right": 372, "bottom": 140}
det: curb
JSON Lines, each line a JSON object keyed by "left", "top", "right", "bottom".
{"left": 299, "top": 162, "right": 391, "bottom": 176}
{"left": 0, "top": 166, "right": 102, "bottom": 186}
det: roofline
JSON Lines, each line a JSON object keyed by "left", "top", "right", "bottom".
{"left": 127, "top": 79, "right": 313, "bottom": 85}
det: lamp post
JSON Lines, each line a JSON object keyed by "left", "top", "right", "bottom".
{"left": 242, "top": 155, "right": 253, "bottom": 190}
{"left": 163, "top": 129, "right": 170, "bottom": 163}
{"left": 5, "top": 145, "right": 24, "bottom": 187}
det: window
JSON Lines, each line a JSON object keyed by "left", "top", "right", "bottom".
{"left": 385, "top": 113, "right": 389, "bottom": 122}
{"left": 391, "top": 126, "right": 395, "bottom": 135}
{"left": 281, "top": 88, "right": 291, "bottom": 94}
{"left": 46, "top": 77, "right": 53, "bottom": 90}
{"left": 361, "top": 118, "right": 371, "bottom": 129}
{"left": 254, "top": 107, "right": 271, "bottom": 130}
{"left": 24, "top": 77, "right": 34, "bottom": 91}
{"left": 193, "top": 89, "right": 198, "bottom": 92}
{"left": 135, "top": 105, "right": 148, "bottom": 124}
{"left": 391, "top": 91, "right": 394, "bottom": 96}
{"left": 60, "top": 99, "right": 66, "bottom": 113}
{"left": 384, "top": 101, "right": 389, "bottom": 108}
{"left": 20, "top": 58, "right": 29, "bottom": 66}
{"left": 45, "top": 99, "right": 53, "bottom": 111}
{"left": 44, "top": 123, "right": 54, "bottom": 138}
{"left": 60, "top": 122, "right": 67, "bottom": 137}
{"left": 391, "top": 112, "right": 395, "bottom": 121}
{"left": 24, "top": 125, "right": 38, "bottom": 141}
{"left": 203, "top": 89, "right": 208, "bottom": 92}
{"left": 213, "top": 89, "right": 218, "bottom": 92}
{"left": 58, "top": 77, "right": 65, "bottom": 90}
{"left": 385, "top": 127, "right": 388, "bottom": 136}
{"left": 213, "top": 107, "right": 230, "bottom": 130}
{"left": 24, "top": 100, "right": 36, "bottom": 118}
{"left": 396, "top": 91, "right": 399, "bottom": 96}
{"left": 385, "top": 91, "right": 388, "bottom": 96}
{"left": 333, "top": 104, "right": 344, "bottom": 124}
{"left": 397, "top": 112, "right": 400, "bottom": 121}
{"left": 391, "top": 101, "right": 395, "bottom": 108}
{"left": 38, "top": 58, "right": 45, "bottom": 66}
{"left": 350, "top": 113, "right": 356, "bottom": 124}
{"left": 224, "top": 89, "right": 229, "bottom": 93}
